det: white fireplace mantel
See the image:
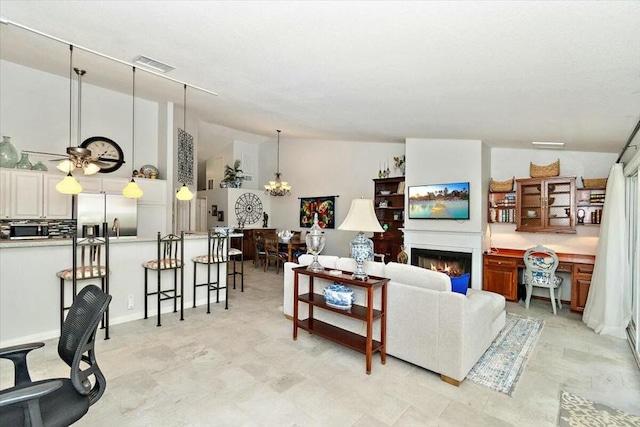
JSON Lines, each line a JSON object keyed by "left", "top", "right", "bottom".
{"left": 402, "top": 228, "right": 485, "bottom": 289}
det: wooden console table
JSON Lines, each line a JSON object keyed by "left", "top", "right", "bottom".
{"left": 483, "top": 248, "right": 596, "bottom": 312}
{"left": 292, "top": 266, "right": 389, "bottom": 374}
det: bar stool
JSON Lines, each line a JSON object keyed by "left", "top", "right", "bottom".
{"left": 142, "top": 232, "right": 184, "bottom": 326}
{"left": 192, "top": 230, "right": 229, "bottom": 312}
{"left": 228, "top": 232, "right": 244, "bottom": 292}
{"left": 56, "top": 223, "right": 110, "bottom": 339}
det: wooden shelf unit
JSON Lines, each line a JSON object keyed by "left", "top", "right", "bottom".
{"left": 292, "top": 266, "right": 389, "bottom": 374}
{"left": 372, "top": 177, "right": 405, "bottom": 262}
{"left": 515, "top": 176, "right": 576, "bottom": 233}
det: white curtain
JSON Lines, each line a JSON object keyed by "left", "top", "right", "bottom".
{"left": 583, "top": 163, "right": 631, "bottom": 338}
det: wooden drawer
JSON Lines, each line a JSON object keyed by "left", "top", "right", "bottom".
{"left": 573, "top": 263, "right": 594, "bottom": 277}
{"left": 484, "top": 256, "right": 517, "bottom": 268}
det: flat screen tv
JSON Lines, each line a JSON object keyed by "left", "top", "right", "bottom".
{"left": 408, "top": 182, "right": 470, "bottom": 220}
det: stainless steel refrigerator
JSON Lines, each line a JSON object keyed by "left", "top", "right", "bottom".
{"left": 76, "top": 193, "right": 138, "bottom": 238}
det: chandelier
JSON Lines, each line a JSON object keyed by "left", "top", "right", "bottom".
{"left": 264, "top": 129, "right": 291, "bottom": 196}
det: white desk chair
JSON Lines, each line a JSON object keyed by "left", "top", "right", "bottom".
{"left": 523, "top": 245, "right": 564, "bottom": 314}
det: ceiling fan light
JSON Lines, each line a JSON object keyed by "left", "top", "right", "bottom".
{"left": 122, "top": 179, "right": 144, "bottom": 199}
{"left": 56, "top": 159, "right": 74, "bottom": 173}
{"left": 176, "top": 184, "right": 194, "bottom": 201}
{"left": 56, "top": 173, "right": 83, "bottom": 195}
{"left": 83, "top": 162, "right": 100, "bottom": 175}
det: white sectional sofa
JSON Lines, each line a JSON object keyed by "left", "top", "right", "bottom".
{"left": 283, "top": 255, "right": 506, "bottom": 385}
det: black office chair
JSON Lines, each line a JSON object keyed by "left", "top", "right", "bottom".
{"left": 0, "top": 285, "right": 112, "bottom": 427}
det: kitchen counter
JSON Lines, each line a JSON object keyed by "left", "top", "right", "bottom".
{"left": 0, "top": 233, "right": 209, "bottom": 248}
{"left": 0, "top": 232, "right": 225, "bottom": 346}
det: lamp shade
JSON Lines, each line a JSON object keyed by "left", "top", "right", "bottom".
{"left": 338, "top": 199, "right": 384, "bottom": 233}
{"left": 176, "top": 184, "right": 194, "bottom": 201}
{"left": 122, "top": 179, "right": 143, "bottom": 199}
{"left": 56, "top": 173, "right": 83, "bottom": 195}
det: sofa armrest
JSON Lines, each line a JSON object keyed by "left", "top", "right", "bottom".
{"left": 437, "top": 290, "right": 504, "bottom": 381}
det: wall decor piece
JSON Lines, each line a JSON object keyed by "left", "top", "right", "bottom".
{"left": 211, "top": 205, "right": 218, "bottom": 216}
{"left": 217, "top": 211, "right": 224, "bottom": 221}
{"left": 234, "top": 192, "right": 263, "bottom": 225}
{"left": 177, "top": 128, "right": 194, "bottom": 185}
{"left": 300, "top": 196, "right": 336, "bottom": 229}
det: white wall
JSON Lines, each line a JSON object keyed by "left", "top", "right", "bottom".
{"left": 0, "top": 60, "right": 159, "bottom": 178}
{"left": 268, "top": 138, "right": 405, "bottom": 256}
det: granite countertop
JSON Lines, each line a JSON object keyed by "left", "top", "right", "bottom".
{"left": 0, "top": 233, "right": 209, "bottom": 248}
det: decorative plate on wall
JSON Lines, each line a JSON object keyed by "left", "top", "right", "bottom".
{"left": 235, "top": 193, "right": 263, "bottom": 225}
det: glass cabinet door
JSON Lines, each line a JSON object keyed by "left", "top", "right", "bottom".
{"left": 516, "top": 179, "right": 544, "bottom": 231}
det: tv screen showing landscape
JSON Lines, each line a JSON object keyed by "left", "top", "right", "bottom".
{"left": 408, "top": 182, "right": 470, "bottom": 220}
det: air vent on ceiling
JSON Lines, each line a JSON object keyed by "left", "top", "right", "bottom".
{"left": 133, "top": 55, "right": 175, "bottom": 73}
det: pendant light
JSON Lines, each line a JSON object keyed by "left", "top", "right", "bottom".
{"left": 176, "top": 83, "right": 194, "bottom": 201}
{"left": 122, "top": 66, "right": 143, "bottom": 199}
{"left": 56, "top": 44, "right": 83, "bottom": 195}
{"left": 264, "top": 130, "right": 291, "bottom": 196}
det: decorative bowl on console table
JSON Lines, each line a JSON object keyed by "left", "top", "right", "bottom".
{"left": 323, "top": 282, "right": 355, "bottom": 310}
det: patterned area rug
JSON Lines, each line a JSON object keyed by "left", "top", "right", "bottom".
{"left": 559, "top": 391, "right": 640, "bottom": 426}
{"left": 466, "top": 312, "right": 543, "bottom": 395}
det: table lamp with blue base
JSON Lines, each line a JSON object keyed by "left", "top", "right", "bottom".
{"left": 338, "top": 198, "right": 384, "bottom": 280}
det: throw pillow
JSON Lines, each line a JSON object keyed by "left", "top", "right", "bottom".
{"left": 450, "top": 273, "right": 470, "bottom": 295}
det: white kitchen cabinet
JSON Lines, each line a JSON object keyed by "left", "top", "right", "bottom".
{"left": 137, "top": 179, "right": 166, "bottom": 205}
{"left": 101, "top": 177, "right": 130, "bottom": 195}
{"left": 8, "top": 170, "right": 72, "bottom": 219}
{"left": 0, "top": 170, "right": 11, "bottom": 218}
{"left": 43, "top": 174, "right": 73, "bottom": 218}
{"left": 75, "top": 176, "right": 103, "bottom": 193}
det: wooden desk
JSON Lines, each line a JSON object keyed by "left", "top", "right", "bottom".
{"left": 483, "top": 248, "right": 595, "bottom": 312}
{"left": 293, "top": 266, "right": 388, "bottom": 374}
{"left": 279, "top": 237, "right": 306, "bottom": 262}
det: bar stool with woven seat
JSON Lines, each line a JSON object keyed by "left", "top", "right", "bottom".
{"left": 56, "top": 223, "right": 110, "bottom": 339}
{"left": 192, "top": 230, "right": 229, "bottom": 312}
{"left": 142, "top": 232, "right": 184, "bottom": 326}
{"left": 228, "top": 231, "right": 244, "bottom": 292}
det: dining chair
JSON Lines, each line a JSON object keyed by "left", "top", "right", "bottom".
{"left": 523, "top": 245, "right": 564, "bottom": 314}
{"left": 264, "top": 232, "right": 288, "bottom": 273}
{"left": 253, "top": 231, "right": 267, "bottom": 268}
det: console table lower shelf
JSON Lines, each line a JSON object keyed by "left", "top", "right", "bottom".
{"left": 293, "top": 266, "right": 389, "bottom": 374}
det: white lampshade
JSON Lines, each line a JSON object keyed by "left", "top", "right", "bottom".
{"left": 176, "top": 184, "right": 194, "bottom": 201}
{"left": 83, "top": 162, "right": 100, "bottom": 175}
{"left": 56, "top": 159, "right": 75, "bottom": 173}
{"left": 56, "top": 173, "right": 83, "bottom": 195}
{"left": 338, "top": 199, "right": 384, "bottom": 233}
{"left": 122, "top": 179, "right": 144, "bottom": 199}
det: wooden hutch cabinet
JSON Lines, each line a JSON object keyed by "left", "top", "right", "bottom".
{"left": 372, "top": 177, "right": 405, "bottom": 263}
{"left": 515, "top": 176, "right": 576, "bottom": 233}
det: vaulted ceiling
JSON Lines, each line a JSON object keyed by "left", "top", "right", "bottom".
{"left": 1, "top": 1, "right": 639, "bottom": 156}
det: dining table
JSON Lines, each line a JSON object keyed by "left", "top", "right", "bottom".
{"left": 278, "top": 237, "right": 307, "bottom": 262}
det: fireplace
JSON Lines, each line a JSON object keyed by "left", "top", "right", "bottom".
{"left": 411, "top": 248, "right": 472, "bottom": 285}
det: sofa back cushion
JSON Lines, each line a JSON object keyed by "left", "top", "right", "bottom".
{"left": 334, "top": 258, "right": 386, "bottom": 277}
{"left": 384, "top": 262, "right": 452, "bottom": 292}
{"left": 297, "top": 254, "right": 339, "bottom": 269}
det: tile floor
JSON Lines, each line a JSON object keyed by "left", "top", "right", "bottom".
{"left": 1, "top": 262, "right": 639, "bottom": 426}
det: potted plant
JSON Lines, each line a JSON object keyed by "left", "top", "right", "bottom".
{"left": 221, "top": 159, "right": 244, "bottom": 188}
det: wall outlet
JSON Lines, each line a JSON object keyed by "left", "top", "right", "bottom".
{"left": 127, "top": 295, "right": 134, "bottom": 310}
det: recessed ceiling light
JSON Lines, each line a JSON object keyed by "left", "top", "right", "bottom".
{"left": 133, "top": 55, "right": 175, "bottom": 73}
{"left": 532, "top": 141, "right": 565, "bottom": 149}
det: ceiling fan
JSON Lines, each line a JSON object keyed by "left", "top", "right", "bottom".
{"left": 23, "top": 144, "right": 119, "bottom": 175}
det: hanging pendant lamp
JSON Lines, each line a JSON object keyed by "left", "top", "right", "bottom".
{"left": 264, "top": 130, "right": 291, "bottom": 196}
{"left": 122, "top": 66, "right": 143, "bottom": 199}
{"left": 176, "top": 83, "right": 194, "bottom": 201}
{"left": 56, "top": 44, "right": 83, "bottom": 195}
